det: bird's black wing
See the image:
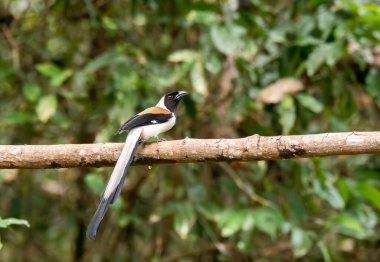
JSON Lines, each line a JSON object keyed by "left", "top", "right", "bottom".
{"left": 117, "top": 113, "right": 172, "bottom": 134}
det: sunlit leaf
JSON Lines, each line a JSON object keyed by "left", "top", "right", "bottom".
{"left": 216, "top": 208, "right": 247, "bottom": 237}
{"left": 331, "top": 213, "right": 368, "bottom": 239}
{"left": 317, "top": 240, "right": 332, "bottom": 262}
{"left": 291, "top": 227, "right": 313, "bottom": 257}
{"left": 0, "top": 217, "right": 30, "bottom": 228}
{"left": 174, "top": 203, "right": 196, "bottom": 239}
{"left": 36, "top": 95, "right": 58, "bottom": 123}
{"left": 277, "top": 95, "right": 296, "bottom": 135}
{"left": 190, "top": 61, "right": 208, "bottom": 96}
{"left": 168, "top": 49, "right": 200, "bottom": 63}
{"left": 186, "top": 10, "right": 220, "bottom": 25}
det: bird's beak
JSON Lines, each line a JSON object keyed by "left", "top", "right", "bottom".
{"left": 175, "top": 91, "right": 188, "bottom": 100}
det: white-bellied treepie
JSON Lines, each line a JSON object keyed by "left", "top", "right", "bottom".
{"left": 86, "top": 91, "right": 188, "bottom": 239}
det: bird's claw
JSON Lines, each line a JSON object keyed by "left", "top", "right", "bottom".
{"left": 155, "top": 136, "right": 166, "bottom": 142}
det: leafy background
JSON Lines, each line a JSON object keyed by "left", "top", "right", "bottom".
{"left": 1, "top": 0, "right": 380, "bottom": 261}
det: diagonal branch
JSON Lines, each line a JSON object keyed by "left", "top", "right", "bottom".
{"left": 1, "top": 131, "right": 380, "bottom": 169}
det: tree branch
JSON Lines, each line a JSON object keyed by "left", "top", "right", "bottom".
{"left": 1, "top": 131, "right": 379, "bottom": 169}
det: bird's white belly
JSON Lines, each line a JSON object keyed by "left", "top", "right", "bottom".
{"left": 139, "top": 114, "right": 176, "bottom": 140}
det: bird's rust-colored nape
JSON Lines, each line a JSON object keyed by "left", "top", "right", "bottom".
{"left": 138, "top": 107, "right": 171, "bottom": 115}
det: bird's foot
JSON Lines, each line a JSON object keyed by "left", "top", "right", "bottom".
{"left": 155, "top": 136, "right": 166, "bottom": 142}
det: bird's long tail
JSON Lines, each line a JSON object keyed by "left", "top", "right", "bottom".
{"left": 86, "top": 128, "right": 142, "bottom": 240}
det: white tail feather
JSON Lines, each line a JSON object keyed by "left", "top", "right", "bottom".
{"left": 103, "top": 128, "right": 142, "bottom": 199}
{"left": 86, "top": 128, "right": 142, "bottom": 240}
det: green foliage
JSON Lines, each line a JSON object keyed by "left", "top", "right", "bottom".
{"left": 0, "top": 217, "right": 29, "bottom": 229}
{"left": 0, "top": 217, "right": 29, "bottom": 250}
{"left": 1, "top": 0, "right": 380, "bottom": 261}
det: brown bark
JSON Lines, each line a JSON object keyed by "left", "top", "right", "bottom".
{"left": 1, "top": 131, "right": 379, "bottom": 169}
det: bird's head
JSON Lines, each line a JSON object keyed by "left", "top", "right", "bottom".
{"left": 158, "top": 91, "right": 188, "bottom": 112}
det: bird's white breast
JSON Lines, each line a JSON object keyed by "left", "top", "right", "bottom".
{"left": 139, "top": 113, "right": 176, "bottom": 140}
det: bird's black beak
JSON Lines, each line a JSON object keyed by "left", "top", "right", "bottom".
{"left": 174, "top": 91, "right": 188, "bottom": 101}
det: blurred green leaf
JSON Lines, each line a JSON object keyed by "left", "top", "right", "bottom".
{"left": 23, "top": 84, "right": 41, "bottom": 102}
{"left": 36, "top": 63, "right": 72, "bottom": 86}
{"left": 305, "top": 42, "right": 345, "bottom": 76}
{"left": 317, "top": 240, "right": 332, "bottom": 262}
{"left": 36, "top": 95, "right": 58, "bottom": 123}
{"left": 355, "top": 182, "right": 380, "bottom": 210}
{"left": 83, "top": 51, "right": 128, "bottom": 74}
{"left": 296, "top": 94, "right": 324, "bottom": 113}
{"left": 317, "top": 7, "right": 336, "bottom": 40}
{"left": 216, "top": 208, "right": 247, "bottom": 237}
{"left": 112, "top": 197, "right": 124, "bottom": 210}
{"left": 51, "top": 69, "right": 72, "bottom": 87}
{"left": 336, "top": 178, "right": 350, "bottom": 205}
{"left": 3, "top": 112, "right": 34, "bottom": 124}
{"left": 331, "top": 213, "right": 368, "bottom": 239}
{"left": 211, "top": 24, "right": 246, "bottom": 56}
{"left": 0, "top": 62, "right": 14, "bottom": 80}
{"left": 102, "top": 16, "right": 118, "bottom": 30}
{"left": 296, "top": 15, "right": 315, "bottom": 38}
{"left": 252, "top": 207, "right": 283, "bottom": 238}
{"left": 204, "top": 55, "right": 222, "bottom": 74}
{"left": 277, "top": 95, "right": 296, "bottom": 135}
{"left": 365, "top": 68, "right": 380, "bottom": 98}
{"left": 313, "top": 173, "right": 345, "bottom": 209}
{"left": 85, "top": 174, "right": 105, "bottom": 194}
{"left": 36, "top": 63, "right": 61, "bottom": 78}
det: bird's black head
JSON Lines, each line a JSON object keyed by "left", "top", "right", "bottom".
{"left": 163, "top": 91, "right": 188, "bottom": 112}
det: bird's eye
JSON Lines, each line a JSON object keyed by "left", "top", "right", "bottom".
{"left": 168, "top": 96, "right": 172, "bottom": 99}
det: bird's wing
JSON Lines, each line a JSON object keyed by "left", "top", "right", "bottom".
{"left": 117, "top": 107, "right": 172, "bottom": 134}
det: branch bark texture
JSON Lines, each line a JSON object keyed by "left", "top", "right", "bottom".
{"left": 1, "top": 132, "right": 379, "bottom": 169}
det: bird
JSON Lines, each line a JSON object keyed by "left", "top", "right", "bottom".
{"left": 86, "top": 91, "right": 188, "bottom": 240}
